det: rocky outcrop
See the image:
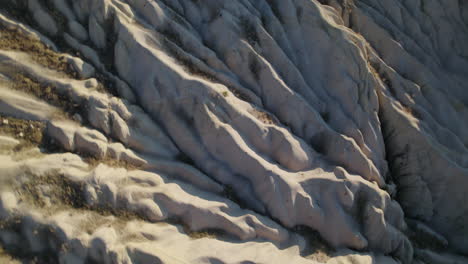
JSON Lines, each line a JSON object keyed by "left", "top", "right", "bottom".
{"left": 0, "top": 0, "right": 467, "bottom": 263}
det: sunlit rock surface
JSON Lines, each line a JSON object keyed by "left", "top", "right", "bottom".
{"left": 0, "top": 0, "right": 467, "bottom": 263}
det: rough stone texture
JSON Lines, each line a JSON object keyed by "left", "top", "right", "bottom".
{"left": 0, "top": 0, "right": 467, "bottom": 263}
{"left": 28, "top": 0, "right": 59, "bottom": 36}
{"left": 65, "top": 54, "right": 95, "bottom": 79}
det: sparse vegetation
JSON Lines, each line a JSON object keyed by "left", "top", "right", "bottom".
{"left": 16, "top": 168, "right": 144, "bottom": 223}
{"left": 188, "top": 230, "right": 219, "bottom": 240}
{"left": 0, "top": 28, "right": 77, "bottom": 77}
{"left": 1, "top": 4, "right": 119, "bottom": 97}
{"left": 17, "top": 170, "right": 85, "bottom": 208}
{"left": 10, "top": 74, "right": 81, "bottom": 116}
{"left": 84, "top": 155, "right": 144, "bottom": 171}
{"left": 249, "top": 109, "right": 277, "bottom": 125}
{"left": 0, "top": 115, "right": 45, "bottom": 151}
{"left": 222, "top": 91, "right": 229, "bottom": 97}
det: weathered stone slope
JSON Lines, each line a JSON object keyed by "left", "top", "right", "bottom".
{"left": 0, "top": 0, "right": 467, "bottom": 263}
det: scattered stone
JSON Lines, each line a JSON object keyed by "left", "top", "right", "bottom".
{"left": 84, "top": 78, "right": 99, "bottom": 89}
{"left": 73, "top": 113, "right": 83, "bottom": 123}
{"left": 65, "top": 55, "right": 95, "bottom": 79}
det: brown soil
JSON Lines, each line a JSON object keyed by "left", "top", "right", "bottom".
{"left": 0, "top": 115, "right": 45, "bottom": 151}
{"left": 0, "top": 28, "right": 77, "bottom": 77}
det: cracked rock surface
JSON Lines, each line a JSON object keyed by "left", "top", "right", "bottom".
{"left": 0, "top": 0, "right": 467, "bottom": 263}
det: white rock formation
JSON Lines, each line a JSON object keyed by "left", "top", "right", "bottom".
{"left": 0, "top": 0, "right": 467, "bottom": 263}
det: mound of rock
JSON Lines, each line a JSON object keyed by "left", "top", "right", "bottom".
{"left": 0, "top": 0, "right": 467, "bottom": 263}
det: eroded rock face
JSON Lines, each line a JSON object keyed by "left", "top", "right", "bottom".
{"left": 0, "top": 0, "right": 467, "bottom": 263}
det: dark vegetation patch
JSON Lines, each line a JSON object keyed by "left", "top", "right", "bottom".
{"left": 16, "top": 169, "right": 143, "bottom": 221}
{"left": 2, "top": 0, "right": 72, "bottom": 54}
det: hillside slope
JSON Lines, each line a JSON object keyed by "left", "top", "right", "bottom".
{"left": 0, "top": 0, "right": 467, "bottom": 263}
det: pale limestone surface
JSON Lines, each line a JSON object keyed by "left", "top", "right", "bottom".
{"left": 0, "top": 0, "right": 467, "bottom": 263}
